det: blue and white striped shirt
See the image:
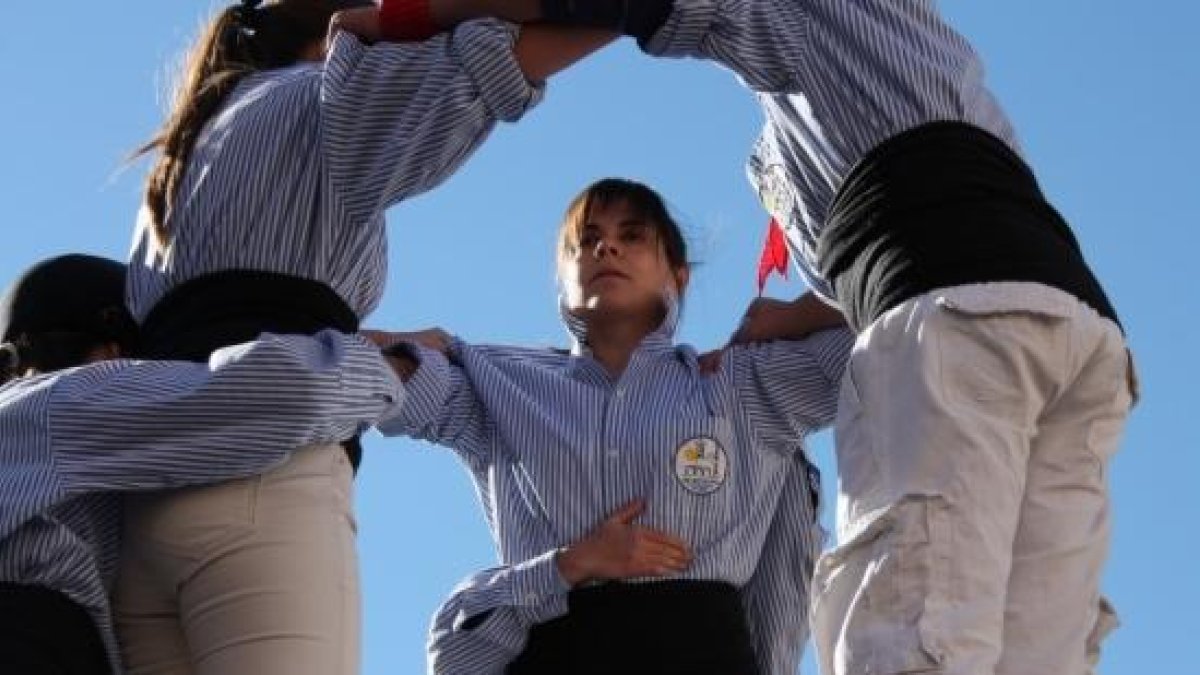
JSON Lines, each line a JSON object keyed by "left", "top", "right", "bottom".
{"left": 644, "top": 0, "right": 1018, "bottom": 299}
{"left": 427, "top": 452, "right": 825, "bottom": 675}
{"left": 127, "top": 22, "right": 542, "bottom": 321}
{"left": 378, "top": 302, "right": 852, "bottom": 673}
{"left": 0, "top": 331, "right": 403, "bottom": 673}
{"left": 740, "top": 453, "right": 826, "bottom": 675}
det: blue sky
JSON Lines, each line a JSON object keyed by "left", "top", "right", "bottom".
{"left": 2, "top": 2, "right": 1196, "bottom": 673}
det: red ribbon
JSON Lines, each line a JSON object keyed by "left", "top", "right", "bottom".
{"left": 756, "top": 217, "right": 789, "bottom": 295}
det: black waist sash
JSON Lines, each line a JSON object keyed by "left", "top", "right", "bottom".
{"left": 138, "top": 270, "right": 364, "bottom": 469}
{"left": 508, "top": 580, "right": 760, "bottom": 675}
{"left": 0, "top": 584, "right": 111, "bottom": 674}
{"left": 818, "top": 121, "right": 1120, "bottom": 333}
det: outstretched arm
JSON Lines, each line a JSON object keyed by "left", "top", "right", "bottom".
{"left": 330, "top": 2, "right": 617, "bottom": 82}
{"left": 43, "top": 331, "right": 403, "bottom": 495}
{"left": 367, "top": 332, "right": 499, "bottom": 467}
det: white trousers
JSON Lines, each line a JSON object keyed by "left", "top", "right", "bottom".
{"left": 812, "top": 283, "right": 1134, "bottom": 675}
{"left": 114, "top": 443, "right": 360, "bottom": 675}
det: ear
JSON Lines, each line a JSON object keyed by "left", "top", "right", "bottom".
{"left": 673, "top": 265, "right": 690, "bottom": 295}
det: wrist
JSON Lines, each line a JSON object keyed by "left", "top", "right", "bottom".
{"left": 554, "top": 546, "right": 588, "bottom": 587}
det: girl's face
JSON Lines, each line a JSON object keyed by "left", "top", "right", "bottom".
{"left": 560, "top": 200, "right": 688, "bottom": 321}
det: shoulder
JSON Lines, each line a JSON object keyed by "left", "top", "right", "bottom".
{"left": 220, "top": 65, "right": 322, "bottom": 122}
{"left": 459, "top": 342, "right": 575, "bottom": 373}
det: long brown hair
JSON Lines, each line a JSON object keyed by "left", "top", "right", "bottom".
{"left": 136, "top": 0, "right": 367, "bottom": 245}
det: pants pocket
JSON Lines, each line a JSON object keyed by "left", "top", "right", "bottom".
{"left": 814, "top": 497, "right": 949, "bottom": 674}
{"left": 833, "top": 351, "right": 884, "bottom": 526}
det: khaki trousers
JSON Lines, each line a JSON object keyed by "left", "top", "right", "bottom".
{"left": 114, "top": 443, "right": 359, "bottom": 675}
{"left": 812, "top": 283, "right": 1134, "bottom": 675}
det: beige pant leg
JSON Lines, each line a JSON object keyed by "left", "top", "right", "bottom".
{"left": 113, "top": 548, "right": 193, "bottom": 675}
{"left": 997, "top": 329, "right": 1132, "bottom": 675}
{"left": 811, "top": 283, "right": 1129, "bottom": 675}
{"left": 116, "top": 443, "right": 359, "bottom": 675}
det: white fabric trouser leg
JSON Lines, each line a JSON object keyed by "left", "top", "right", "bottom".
{"left": 811, "top": 283, "right": 1134, "bottom": 675}
{"left": 114, "top": 443, "right": 359, "bottom": 675}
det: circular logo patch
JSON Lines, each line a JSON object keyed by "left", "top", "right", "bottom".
{"left": 674, "top": 436, "right": 728, "bottom": 495}
{"left": 757, "top": 164, "right": 795, "bottom": 222}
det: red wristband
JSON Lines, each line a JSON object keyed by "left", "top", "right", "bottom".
{"left": 380, "top": 0, "right": 438, "bottom": 42}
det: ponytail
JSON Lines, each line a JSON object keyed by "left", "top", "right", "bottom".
{"left": 135, "top": 1, "right": 361, "bottom": 245}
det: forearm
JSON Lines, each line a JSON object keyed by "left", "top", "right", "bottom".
{"left": 786, "top": 292, "right": 845, "bottom": 339}
{"left": 49, "top": 333, "right": 402, "bottom": 491}
{"left": 431, "top": 0, "right": 540, "bottom": 27}
{"left": 409, "top": 0, "right": 665, "bottom": 43}
{"left": 428, "top": 553, "right": 572, "bottom": 673}
{"left": 514, "top": 26, "right": 618, "bottom": 82}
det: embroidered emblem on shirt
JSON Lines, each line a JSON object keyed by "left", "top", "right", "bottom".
{"left": 756, "top": 164, "right": 794, "bottom": 223}
{"left": 674, "top": 436, "right": 728, "bottom": 495}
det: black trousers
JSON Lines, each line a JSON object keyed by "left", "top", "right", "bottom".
{"left": 508, "top": 580, "right": 760, "bottom": 675}
{"left": 0, "top": 584, "right": 110, "bottom": 675}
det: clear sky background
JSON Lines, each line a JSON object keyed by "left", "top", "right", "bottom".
{"left": 2, "top": 1, "right": 1196, "bottom": 673}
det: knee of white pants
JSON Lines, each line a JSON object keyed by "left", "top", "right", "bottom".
{"left": 812, "top": 495, "right": 955, "bottom": 675}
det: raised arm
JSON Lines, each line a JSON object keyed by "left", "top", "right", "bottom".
{"left": 372, "top": 338, "right": 498, "bottom": 466}
{"left": 321, "top": 3, "right": 614, "bottom": 224}
{"left": 45, "top": 330, "right": 402, "bottom": 495}
{"left": 728, "top": 326, "right": 854, "bottom": 452}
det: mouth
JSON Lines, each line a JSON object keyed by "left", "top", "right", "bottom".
{"left": 589, "top": 269, "right": 629, "bottom": 285}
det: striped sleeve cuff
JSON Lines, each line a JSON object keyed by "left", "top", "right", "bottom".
{"left": 641, "top": 0, "right": 720, "bottom": 57}
{"left": 453, "top": 19, "right": 545, "bottom": 121}
{"left": 376, "top": 343, "right": 453, "bottom": 436}
{"left": 337, "top": 334, "right": 408, "bottom": 420}
{"left": 448, "top": 551, "right": 571, "bottom": 632}
{"left": 508, "top": 550, "right": 571, "bottom": 623}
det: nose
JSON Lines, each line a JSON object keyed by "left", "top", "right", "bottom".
{"left": 591, "top": 236, "right": 620, "bottom": 259}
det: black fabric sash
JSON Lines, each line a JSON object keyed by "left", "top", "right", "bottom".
{"left": 818, "top": 121, "right": 1120, "bottom": 333}
{"left": 508, "top": 580, "right": 761, "bottom": 675}
{"left": 138, "top": 270, "right": 364, "bottom": 469}
{"left": 0, "top": 584, "right": 111, "bottom": 675}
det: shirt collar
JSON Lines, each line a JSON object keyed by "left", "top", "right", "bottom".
{"left": 560, "top": 286, "right": 682, "bottom": 373}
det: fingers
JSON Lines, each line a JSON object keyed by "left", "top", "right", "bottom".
{"left": 327, "top": 7, "right": 381, "bottom": 45}
{"left": 634, "top": 526, "right": 692, "bottom": 576}
{"left": 412, "top": 328, "right": 452, "bottom": 353}
{"left": 639, "top": 527, "right": 690, "bottom": 558}
{"left": 627, "top": 532, "right": 692, "bottom": 577}
{"left": 361, "top": 329, "right": 397, "bottom": 348}
{"left": 609, "top": 498, "right": 646, "bottom": 525}
{"left": 360, "top": 328, "right": 452, "bottom": 354}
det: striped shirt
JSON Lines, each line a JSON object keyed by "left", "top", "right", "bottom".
{"left": 0, "top": 331, "right": 403, "bottom": 673}
{"left": 428, "top": 453, "right": 825, "bottom": 675}
{"left": 740, "top": 453, "right": 826, "bottom": 675}
{"left": 378, "top": 301, "right": 852, "bottom": 673}
{"left": 127, "top": 22, "right": 542, "bottom": 321}
{"left": 643, "top": 0, "right": 1018, "bottom": 299}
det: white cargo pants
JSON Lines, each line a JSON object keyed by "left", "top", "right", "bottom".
{"left": 812, "top": 283, "right": 1134, "bottom": 675}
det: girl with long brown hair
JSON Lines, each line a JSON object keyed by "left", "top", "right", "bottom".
{"left": 118, "top": 1, "right": 614, "bottom": 673}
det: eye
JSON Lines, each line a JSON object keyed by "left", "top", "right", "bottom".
{"left": 578, "top": 232, "right": 599, "bottom": 249}
{"left": 620, "top": 227, "right": 647, "bottom": 243}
